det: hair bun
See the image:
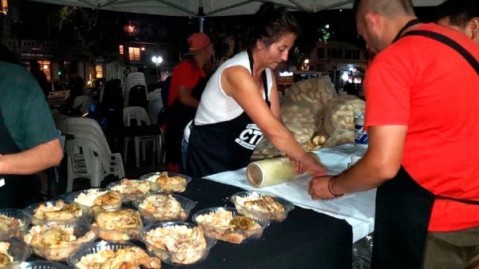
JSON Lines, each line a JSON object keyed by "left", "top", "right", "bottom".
{"left": 256, "top": 2, "right": 276, "bottom": 16}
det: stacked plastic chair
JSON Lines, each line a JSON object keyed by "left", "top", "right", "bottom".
{"left": 123, "top": 106, "right": 164, "bottom": 167}
{"left": 123, "top": 72, "right": 148, "bottom": 108}
{"left": 60, "top": 117, "right": 125, "bottom": 192}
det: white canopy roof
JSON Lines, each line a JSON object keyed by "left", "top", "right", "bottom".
{"left": 30, "top": 0, "right": 443, "bottom": 17}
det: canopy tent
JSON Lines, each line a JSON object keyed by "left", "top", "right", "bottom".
{"left": 30, "top": 0, "right": 444, "bottom": 17}
{"left": 29, "top": 0, "right": 445, "bottom": 32}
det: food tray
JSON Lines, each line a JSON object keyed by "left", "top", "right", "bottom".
{"left": 63, "top": 188, "right": 122, "bottom": 215}
{"left": 23, "top": 218, "right": 96, "bottom": 262}
{"left": 68, "top": 240, "right": 161, "bottom": 269}
{"left": 230, "top": 191, "right": 294, "bottom": 222}
{"left": 0, "top": 209, "right": 32, "bottom": 240}
{"left": 140, "top": 221, "right": 216, "bottom": 266}
{"left": 23, "top": 200, "right": 84, "bottom": 225}
{"left": 0, "top": 238, "right": 31, "bottom": 267}
{"left": 106, "top": 179, "right": 150, "bottom": 203}
{"left": 140, "top": 171, "right": 191, "bottom": 193}
{"left": 192, "top": 207, "right": 269, "bottom": 244}
{"left": 133, "top": 193, "right": 196, "bottom": 222}
{"left": 7, "top": 261, "right": 70, "bottom": 269}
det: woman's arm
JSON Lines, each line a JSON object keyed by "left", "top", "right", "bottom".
{"left": 222, "top": 66, "right": 327, "bottom": 176}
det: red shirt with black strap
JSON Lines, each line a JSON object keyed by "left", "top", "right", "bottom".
{"left": 364, "top": 23, "right": 479, "bottom": 231}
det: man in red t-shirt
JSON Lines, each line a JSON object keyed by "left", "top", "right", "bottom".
{"left": 308, "top": 0, "right": 479, "bottom": 268}
{"left": 166, "top": 33, "right": 214, "bottom": 172}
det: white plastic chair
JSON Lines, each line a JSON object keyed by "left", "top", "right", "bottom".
{"left": 64, "top": 137, "right": 103, "bottom": 192}
{"left": 123, "top": 72, "right": 148, "bottom": 107}
{"left": 61, "top": 117, "right": 125, "bottom": 191}
{"left": 123, "top": 106, "right": 163, "bottom": 167}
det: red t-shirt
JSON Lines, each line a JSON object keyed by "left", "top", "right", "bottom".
{"left": 365, "top": 23, "right": 479, "bottom": 231}
{"left": 168, "top": 59, "right": 206, "bottom": 107}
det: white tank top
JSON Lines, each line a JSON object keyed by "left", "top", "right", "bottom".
{"left": 194, "top": 51, "right": 273, "bottom": 125}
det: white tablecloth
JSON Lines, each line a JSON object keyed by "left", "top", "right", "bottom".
{"left": 204, "top": 144, "right": 375, "bottom": 243}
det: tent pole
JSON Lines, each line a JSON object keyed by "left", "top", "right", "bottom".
{"left": 199, "top": 16, "right": 204, "bottom": 33}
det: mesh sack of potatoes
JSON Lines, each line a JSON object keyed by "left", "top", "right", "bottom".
{"left": 315, "top": 95, "right": 365, "bottom": 148}
{"left": 251, "top": 76, "right": 337, "bottom": 160}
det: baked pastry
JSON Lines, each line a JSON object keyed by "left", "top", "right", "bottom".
{"left": 153, "top": 172, "right": 187, "bottom": 193}
{"left": 194, "top": 208, "right": 262, "bottom": 244}
{"left": 234, "top": 193, "right": 286, "bottom": 221}
{"left": 0, "top": 214, "right": 23, "bottom": 238}
{"left": 75, "top": 246, "right": 161, "bottom": 269}
{"left": 109, "top": 179, "right": 150, "bottom": 201}
{"left": 0, "top": 242, "right": 13, "bottom": 267}
{"left": 93, "top": 209, "right": 143, "bottom": 242}
{"left": 144, "top": 224, "right": 207, "bottom": 265}
{"left": 32, "top": 200, "right": 82, "bottom": 224}
{"left": 137, "top": 194, "right": 187, "bottom": 221}
{"left": 23, "top": 225, "right": 96, "bottom": 261}
{"left": 74, "top": 189, "right": 122, "bottom": 214}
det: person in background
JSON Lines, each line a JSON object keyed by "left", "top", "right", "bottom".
{"left": 185, "top": 2, "right": 327, "bottom": 178}
{"left": 29, "top": 60, "right": 50, "bottom": 98}
{"left": 436, "top": 0, "right": 479, "bottom": 44}
{"left": 60, "top": 75, "right": 88, "bottom": 116}
{"left": 165, "top": 32, "right": 214, "bottom": 172}
{"left": 308, "top": 0, "right": 479, "bottom": 268}
{"left": 0, "top": 45, "right": 63, "bottom": 208}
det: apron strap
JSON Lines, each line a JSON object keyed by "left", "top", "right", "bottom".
{"left": 247, "top": 50, "right": 271, "bottom": 107}
{"left": 403, "top": 30, "right": 479, "bottom": 75}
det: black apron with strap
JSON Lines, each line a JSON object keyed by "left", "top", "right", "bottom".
{"left": 165, "top": 69, "right": 210, "bottom": 165}
{"left": 186, "top": 51, "right": 270, "bottom": 178}
{"left": 0, "top": 110, "right": 41, "bottom": 209}
{"left": 372, "top": 25, "right": 479, "bottom": 269}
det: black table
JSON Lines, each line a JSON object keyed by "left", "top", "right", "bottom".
{"left": 28, "top": 178, "right": 353, "bottom": 269}
{"left": 171, "top": 178, "right": 353, "bottom": 269}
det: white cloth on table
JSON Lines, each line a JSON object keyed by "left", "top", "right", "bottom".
{"left": 203, "top": 143, "right": 375, "bottom": 243}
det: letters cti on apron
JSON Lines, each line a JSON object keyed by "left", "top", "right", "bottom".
{"left": 186, "top": 50, "right": 270, "bottom": 178}
{"left": 371, "top": 20, "right": 479, "bottom": 269}
{"left": 0, "top": 109, "right": 41, "bottom": 209}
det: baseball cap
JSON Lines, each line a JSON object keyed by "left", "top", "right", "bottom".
{"left": 187, "top": 32, "right": 211, "bottom": 53}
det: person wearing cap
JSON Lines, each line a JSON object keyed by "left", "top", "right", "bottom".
{"left": 165, "top": 32, "right": 214, "bottom": 172}
{"left": 436, "top": 0, "right": 479, "bottom": 45}
{"left": 185, "top": 3, "right": 327, "bottom": 178}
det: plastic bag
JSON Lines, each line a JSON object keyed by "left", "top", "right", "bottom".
{"left": 251, "top": 76, "right": 337, "bottom": 160}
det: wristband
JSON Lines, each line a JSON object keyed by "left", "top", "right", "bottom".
{"left": 328, "top": 176, "right": 344, "bottom": 197}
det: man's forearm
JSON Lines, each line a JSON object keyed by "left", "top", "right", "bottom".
{"left": 0, "top": 139, "right": 63, "bottom": 175}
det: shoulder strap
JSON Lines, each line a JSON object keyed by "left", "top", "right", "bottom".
{"left": 403, "top": 30, "right": 479, "bottom": 75}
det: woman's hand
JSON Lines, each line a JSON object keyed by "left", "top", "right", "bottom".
{"left": 300, "top": 154, "right": 328, "bottom": 177}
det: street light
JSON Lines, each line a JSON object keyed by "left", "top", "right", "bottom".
{"left": 151, "top": 56, "right": 163, "bottom": 81}
{"left": 151, "top": 56, "right": 163, "bottom": 66}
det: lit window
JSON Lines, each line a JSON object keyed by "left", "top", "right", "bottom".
{"left": 37, "top": 60, "right": 51, "bottom": 81}
{"left": 128, "top": 47, "right": 141, "bottom": 61}
{"left": 95, "top": 65, "right": 103, "bottom": 79}
{"left": 119, "top": 45, "right": 124, "bottom": 55}
{"left": 1, "top": 0, "right": 8, "bottom": 15}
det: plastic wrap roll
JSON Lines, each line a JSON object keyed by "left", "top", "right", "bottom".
{"left": 246, "top": 157, "right": 300, "bottom": 188}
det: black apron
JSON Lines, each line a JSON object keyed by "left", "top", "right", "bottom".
{"left": 165, "top": 70, "right": 210, "bottom": 165}
{"left": 371, "top": 22, "right": 479, "bottom": 269}
{"left": 0, "top": 110, "right": 41, "bottom": 209}
{"left": 186, "top": 51, "right": 270, "bottom": 178}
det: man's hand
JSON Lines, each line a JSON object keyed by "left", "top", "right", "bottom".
{"left": 308, "top": 175, "right": 336, "bottom": 200}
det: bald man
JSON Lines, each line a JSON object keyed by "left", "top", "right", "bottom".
{"left": 308, "top": 0, "right": 479, "bottom": 268}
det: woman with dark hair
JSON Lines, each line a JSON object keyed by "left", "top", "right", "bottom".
{"left": 185, "top": 2, "right": 327, "bottom": 178}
